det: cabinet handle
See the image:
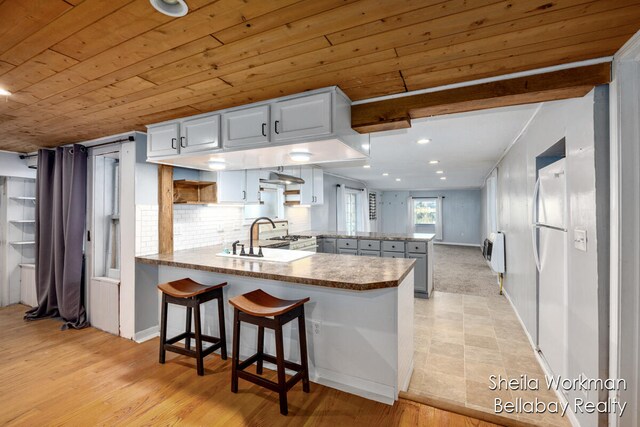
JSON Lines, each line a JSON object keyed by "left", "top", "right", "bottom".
{"left": 180, "top": 136, "right": 186, "bottom": 148}
{"left": 274, "top": 120, "right": 280, "bottom": 134}
{"left": 171, "top": 137, "right": 177, "bottom": 149}
{"left": 261, "top": 123, "right": 267, "bottom": 137}
{"left": 242, "top": 190, "right": 246, "bottom": 200}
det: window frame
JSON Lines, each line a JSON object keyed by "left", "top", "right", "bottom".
{"left": 413, "top": 197, "right": 438, "bottom": 226}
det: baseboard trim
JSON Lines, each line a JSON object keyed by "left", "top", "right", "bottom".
{"left": 400, "top": 392, "right": 538, "bottom": 427}
{"left": 134, "top": 325, "right": 159, "bottom": 343}
{"left": 433, "top": 241, "right": 481, "bottom": 247}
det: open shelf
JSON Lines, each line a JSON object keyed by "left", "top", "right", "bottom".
{"left": 283, "top": 190, "right": 300, "bottom": 196}
{"left": 173, "top": 180, "right": 217, "bottom": 204}
{"left": 284, "top": 201, "right": 301, "bottom": 206}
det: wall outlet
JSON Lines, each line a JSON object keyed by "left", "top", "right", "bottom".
{"left": 574, "top": 229, "right": 587, "bottom": 251}
{"left": 310, "top": 320, "right": 321, "bottom": 335}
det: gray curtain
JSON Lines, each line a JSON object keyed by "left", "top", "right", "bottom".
{"left": 25, "top": 145, "right": 88, "bottom": 330}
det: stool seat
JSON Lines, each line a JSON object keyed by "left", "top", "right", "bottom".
{"left": 158, "top": 278, "right": 225, "bottom": 298}
{"left": 229, "top": 289, "right": 310, "bottom": 317}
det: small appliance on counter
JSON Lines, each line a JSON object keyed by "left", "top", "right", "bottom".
{"left": 255, "top": 220, "right": 317, "bottom": 252}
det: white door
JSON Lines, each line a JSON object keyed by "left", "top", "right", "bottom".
{"left": 538, "top": 226, "right": 568, "bottom": 381}
{"left": 222, "top": 105, "right": 270, "bottom": 147}
{"left": 180, "top": 114, "right": 220, "bottom": 154}
{"left": 272, "top": 93, "right": 332, "bottom": 142}
{"left": 537, "top": 159, "right": 566, "bottom": 229}
{"left": 217, "top": 170, "right": 247, "bottom": 203}
{"left": 147, "top": 123, "right": 179, "bottom": 157}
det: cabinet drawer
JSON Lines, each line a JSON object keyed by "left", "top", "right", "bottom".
{"left": 337, "top": 248, "right": 358, "bottom": 255}
{"left": 382, "top": 251, "right": 405, "bottom": 259}
{"left": 358, "top": 249, "right": 380, "bottom": 257}
{"left": 358, "top": 239, "right": 380, "bottom": 251}
{"left": 381, "top": 240, "right": 405, "bottom": 252}
{"left": 337, "top": 238, "right": 357, "bottom": 249}
{"left": 407, "top": 241, "right": 427, "bottom": 253}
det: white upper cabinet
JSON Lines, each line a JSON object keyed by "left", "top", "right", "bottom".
{"left": 180, "top": 114, "right": 220, "bottom": 154}
{"left": 272, "top": 92, "right": 332, "bottom": 142}
{"left": 300, "top": 166, "right": 324, "bottom": 205}
{"left": 147, "top": 123, "right": 179, "bottom": 157}
{"left": 223, "top": 105, "right": 270, "bottom": 148}
{"left": 245, "top": 170, "right": 268, "bottom": 204}
{"left": 217, "top": 170, "right": 247, "bottom": 203}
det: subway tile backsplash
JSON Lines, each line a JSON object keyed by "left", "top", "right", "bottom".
{"left": 135, "top": 204, "right": 311, "bottom": 256}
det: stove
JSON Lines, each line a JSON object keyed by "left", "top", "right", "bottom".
{"left": 257, "top": 221, "right": 317, "bottom": 252}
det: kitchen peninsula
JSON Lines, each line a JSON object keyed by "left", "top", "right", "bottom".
{"left": 136, "top": 246, "right": 415, "bottom": 404}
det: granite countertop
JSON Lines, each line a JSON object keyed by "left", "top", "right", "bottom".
{"left": 136, "top": 245, "right": 415, "bottom": 291}
{"left": 301, "top": 230, "right": 436, "bottom": 242}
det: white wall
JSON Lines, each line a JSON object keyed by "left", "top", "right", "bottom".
{"left": 496, "top": 88, "right": 610, "bottom": 427}
{"left": 0, "top": 152, "right": 36, "bottom": 180}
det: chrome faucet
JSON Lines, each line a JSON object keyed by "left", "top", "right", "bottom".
{"left": 249, "top": 217, "right": 275, "bottom": 257}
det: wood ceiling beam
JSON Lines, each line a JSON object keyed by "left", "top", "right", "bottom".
{"left": 350, "top": 63, "right": 612, "bottom": 133}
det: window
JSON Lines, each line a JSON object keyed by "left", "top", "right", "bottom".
{"left": 345, "top": 191, "right": 358, "bottom": 234}
{"left": 414, "top": 198, "right": 437, "bottom": 225}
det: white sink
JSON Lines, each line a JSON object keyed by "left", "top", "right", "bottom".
{"left": 217, "top": 248, "right": 314, "bottom": 263}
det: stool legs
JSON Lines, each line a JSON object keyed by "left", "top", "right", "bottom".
{"left": 274, "top": 324, "right": 288, "bottom": 415}
{"left": 231, "top": 308, "right": 240, "bottom": 393}
{"left": 184, "top": 306, "right": 192, "bottom": 351}
{"left": 193, "top": 303, "right": 204, "bottom": 376}
{"left": 159, "top": 293, "right": 168, "bottom": 364}
{"left": 217, "top": 295, "right": 228, "bottom": 360}
{"left": 256, "top": 326, "right": 265, "bottom": 375}
{"left": 298, "top": 308, "right": 310, "bottom": 393}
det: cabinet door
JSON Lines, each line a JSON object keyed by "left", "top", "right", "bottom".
{"left": 245, "top": 170, "right": 268, "bottom": 204}
{"left": 358, "top": 249, "right": 380, "bottom": 257}
{"left": 147, "top": 123, "right": 179, "bottom": 157}
{"left": 180, "top": 114, "right": 220, "bottom": 154}
{"left": 407, "top": 253, "right": 427, "bottom": 294}
{"left": 382, "top": 251, "right": 404, "bottom": 259}
{"left": 323, "top": 238, "right": 337, "bottom": 254}
{"left": 337, "top": 248, "right": 358, "bottom": 255}
{"left": 299, "top": 166, "right": 314, "bottom": 205}
{"left": 222, "top": 106, "right": 269, "bottom": 148}
{"left": 313, "top": 167, "right": 324, "bottom": 205}
{"left": 272, "top": 92, "right": 332, "bottom": 142}
{"left": 217, "top": 170, "right": 246, "bottom": 203}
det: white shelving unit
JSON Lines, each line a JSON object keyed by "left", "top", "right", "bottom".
{"left": 1, "top": 177, "right": 36, "bottom": 306}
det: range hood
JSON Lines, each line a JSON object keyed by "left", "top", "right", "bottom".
{"left": 260, "top": 171, "right": 305, "bottom": 185}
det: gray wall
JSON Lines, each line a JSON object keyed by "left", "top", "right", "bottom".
{"left": 310, "top": 173, "right": 374, "bottom": 231}
{"left": 496, "top": 87, "right": 609, "bottom": 427}
{"left": 380, "top": 189, "right": 482, "bottom": 245}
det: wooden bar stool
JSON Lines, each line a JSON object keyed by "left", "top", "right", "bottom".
{"left": 158, "top": 278, "right": 227, "bottom": 376}
{"left": 229, "top": 289, "right": 310, "bottom": 415}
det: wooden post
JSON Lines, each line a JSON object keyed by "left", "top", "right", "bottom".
{"left": 158, "top": 164, "right": 173, "bottom": 254}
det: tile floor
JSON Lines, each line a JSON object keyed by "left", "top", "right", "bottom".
{"left": 409, "top": 291, "right": 571, "bottom": 427}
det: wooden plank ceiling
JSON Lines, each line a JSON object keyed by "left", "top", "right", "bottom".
{"left": 0, "top": 0, "right": 638, "bottom": 153}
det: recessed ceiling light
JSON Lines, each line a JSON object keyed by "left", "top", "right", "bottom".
{"left": 395, "top": 178, "right": 401, "bottom": 182}
{"left": 417, "top": 138, "right": 431, "bottom": 144}
{"left": 150, "top": 0, "right": 189, "bottom": 17}
{"left": 440, "top": 177, "right": 447, "bottom": 180}
{"left": 0, "top": 88, "right": 11, "bottom": 96}
{"left": 436, "top": 170, "right": 444, "bottom": 174}
{"left": 429, "top": 160, "right": 440, "bottom": 164}
{"left": 208, "top": 160, "right": 226, "bottom": 170}
{"left": 289, "top": 150, "right": 312, "bottom": 162}
{"left": 382, "top": 173, "right": 389, "bottom": 176}
{"left": 362, "top": 143, "right": 370, "bottom": 150}
{"left": 363, "top": 165, "right": 371, "bottom": 169}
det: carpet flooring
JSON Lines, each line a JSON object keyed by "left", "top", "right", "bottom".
{"left": 433, "top": 244, "right": 499, "bottom": 297}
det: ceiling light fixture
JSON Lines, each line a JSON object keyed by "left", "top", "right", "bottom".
{"left": 362, "top": 143, "right": 370, "bottom": 150}
{"left": 436, "top": 170, "right": 444, "bottom": 174}
{"left": 395, "top": 178, "right": 401, "bottom": 182}
{"left": 208, "top": 160, "right": 226, "bottom": 170}
{"left": 382, "top": 173, "right": 389, "bottom": 176}
{"left": 440, "top": 177, "right": 447, "bottom": 180}
{"left": 417, "top": 138, "right": 431, "bottom": 144}
{"left": 363, "top": 165, "right": 371, "bottom": 169}
{"left": 289, "top": 150, "right": 313, "bottom": 162}
{"left": 150, "top": 0, "right": 188, "bottom": 17}
{"left": 429, "top": 160, "right": 440, "bottom": 164}
{"left": 0, "top": 88, "right": 11, "bottom": 97}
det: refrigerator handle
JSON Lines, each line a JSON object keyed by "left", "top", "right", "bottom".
{"left": 531, "top": 225, "right": 542, "bottom": 272}
{"left": 531, "top": 177, "right": 542, "bottom": 272}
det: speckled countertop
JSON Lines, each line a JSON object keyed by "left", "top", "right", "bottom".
{"left": 301, "top": 231, "right": 436, "bottom": 242}
{"left": 136, "top": 245, "right": 415, "bottom": 291}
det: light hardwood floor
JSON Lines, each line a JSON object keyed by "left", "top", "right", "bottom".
{"left": 0, "top": 304, "right": 500, "bottom": 427}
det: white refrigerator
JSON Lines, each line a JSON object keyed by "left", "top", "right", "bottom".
{"left": 532, "top": 158, "right": 568, "bottom": 381}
